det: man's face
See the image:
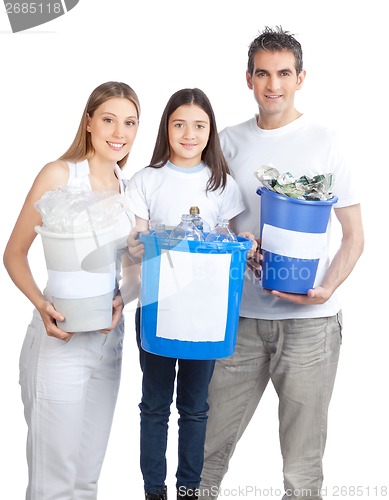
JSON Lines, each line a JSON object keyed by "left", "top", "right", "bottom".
{"left": 246, "top": 50, "right": 305, "bottom": 125}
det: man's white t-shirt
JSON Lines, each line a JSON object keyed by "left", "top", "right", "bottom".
{"left": 219, "top": 114, "right": 360, "bottom": 320}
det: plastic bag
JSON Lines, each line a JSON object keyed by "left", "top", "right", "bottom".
{"left": 35, "top": 185, "right": 132, "bottom": 233}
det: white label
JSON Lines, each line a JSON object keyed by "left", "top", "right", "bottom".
{"left": 156, "top": 250, "right": 231, "bottom": 342}
{"left": 262, "top": 224, "right": 327, "bottom": 260}
{"left": 47, "top": 264, "right": 115, "bottom": 299}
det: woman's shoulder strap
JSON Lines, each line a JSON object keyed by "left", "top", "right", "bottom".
{"left": 67, "top": 160, "right": 90, "bottom": 186}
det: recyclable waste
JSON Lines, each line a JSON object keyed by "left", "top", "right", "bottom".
{"left": 169, "top": 214, "right": 204, "bottom": 241}
{"left": 205, "top": 218, "right": 237, "bottom": 242}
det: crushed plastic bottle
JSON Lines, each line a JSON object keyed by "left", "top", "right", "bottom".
{"left": 254, "top": 165, "right": 335, "bottom": 200}
{"left": 205, "top": 218, "right": 237, "bottom": 242}
{"left": 169, "top": 214, "right": 205, "bottom": 241}
{"left": 151, "top": 223, "right": 170, "bottom": 238}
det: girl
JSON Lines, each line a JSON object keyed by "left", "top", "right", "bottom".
{"left": 3, "top": 81, "right": 141, "bottom": 499}
{"left": 127, "top": 88, "right": 245, "bottom": 500}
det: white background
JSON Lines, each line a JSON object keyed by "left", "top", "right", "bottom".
{"left": 0, "top": 1, "right": 387, "bottom": 498}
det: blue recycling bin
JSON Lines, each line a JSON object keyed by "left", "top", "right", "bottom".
{"left": 257, "top": 188, "right": 338, "bottom": 294}
{"left": 139, "top": 232, "right": 252, "bottom": 359}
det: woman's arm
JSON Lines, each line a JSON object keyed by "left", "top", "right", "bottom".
{"left": 3, "top": 160, "right": 73, "bottom": 340}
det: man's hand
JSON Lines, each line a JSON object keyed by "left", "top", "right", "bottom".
{"left": 265, "top": 286, "right": 332, "bottom": 305}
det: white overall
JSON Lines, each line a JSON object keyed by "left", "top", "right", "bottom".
{"left": 19, "top": 161, "right": 131, "bottom": 499}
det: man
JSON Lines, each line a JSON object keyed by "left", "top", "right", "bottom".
{"left": 199, "top": 26, "right": 364, "bottom": 500}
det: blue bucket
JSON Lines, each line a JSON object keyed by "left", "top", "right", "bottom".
{"left": 139, "top": 232, "right": 252, "bottom": 359}
{"left": 257, "top": 188, "right": 338, "bottom": 294}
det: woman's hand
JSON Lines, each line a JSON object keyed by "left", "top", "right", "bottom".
{"left": 37, "top": 300, "right": 74, "bottom": 341}
{"left": 99, "top": 293, "right": 124, "bottom": 334}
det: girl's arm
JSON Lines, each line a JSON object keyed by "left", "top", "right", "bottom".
{"left": 230, "top": 217, "right": 261, "bottom": 278}
{"left": 229, "top": 217, "right": 258, "bottom": 258}
{"left": 119, "top": 252, "right": 142, "bottom": 306}
{"left": 127, "top": 216, "right": 149, "bottom": 259}
{"left": 3, "top": 161, "right": 73, "bottom": 340}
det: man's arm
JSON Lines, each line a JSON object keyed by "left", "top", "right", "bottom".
{"left": 269, "top": 204, "right": 364, "bottom": 305}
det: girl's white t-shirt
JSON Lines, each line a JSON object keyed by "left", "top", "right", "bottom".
{"left": 126, "top": 161, "right": 245, "bottom": 229}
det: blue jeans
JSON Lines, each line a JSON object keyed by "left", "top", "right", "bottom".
{"left": 136, "top": 308, "right": 215, "bottom": 493}
{"left": 199, "top": 313, "right": 342, "bottom": 500}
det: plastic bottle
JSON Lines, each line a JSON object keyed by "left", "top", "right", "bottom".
{"left": 151, "top": 223, "right": 169, "bottom": 238}
{"left": 205, "top": 218, "right": 237, "bottom": 242}
{"left": 169, "top": 214, "right": 204, "bottom": 241}
{"left": 189, "top": 206, "right": 211, "bottom": 233}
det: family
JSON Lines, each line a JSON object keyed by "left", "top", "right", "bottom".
{"left": 3, "top": 27, "right": 364, "bottom": 500}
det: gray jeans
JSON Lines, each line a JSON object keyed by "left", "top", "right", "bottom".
{"left": 199, "top": 313, "right": 342, "bottom": 500}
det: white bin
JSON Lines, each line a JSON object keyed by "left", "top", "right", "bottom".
{"left": 35, "top": 224, "right": 118, "bottom": 332}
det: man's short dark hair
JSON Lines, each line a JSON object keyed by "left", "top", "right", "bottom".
{"left": 247, "top": 26, "right": 303, "bottom": 76}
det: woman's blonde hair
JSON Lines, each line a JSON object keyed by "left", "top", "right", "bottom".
{"left": 59, "top": 81, "right": 140, "bottom": 169}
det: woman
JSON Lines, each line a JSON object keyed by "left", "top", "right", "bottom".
{"left": 3, "top": 81, "right": 141, "bottom": 499}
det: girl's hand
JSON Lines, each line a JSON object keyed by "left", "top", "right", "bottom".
{"left": 238, "top": 232, "right": 258, "bottom": 258}
{"left": 38, "top": 301, "right": 74, "bottom": 341}
{"left": 127, "top": 226, "right": 147, "bottom": 260}
{"left": 241, "top": 235, "right": 262, "bottom": 279}
{"left": 99, "top": 293, "right": 124, "bottom": 334}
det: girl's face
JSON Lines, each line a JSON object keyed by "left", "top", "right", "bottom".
{"left": 87, "top": 97, "right": 139, "bottom": 165}
{"left": 168, "top": 104, "right": 210, "bottom": 168}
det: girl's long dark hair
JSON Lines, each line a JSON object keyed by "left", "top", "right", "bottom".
{"left": 149, "top": 88, "right": 230, "bottom": 191}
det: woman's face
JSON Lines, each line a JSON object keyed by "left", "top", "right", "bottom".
{"left": 87, "top": 97, "right": 139, "bottom": 164}
{"left": 168, "top": 104, "right": 210, "bottom": 168}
